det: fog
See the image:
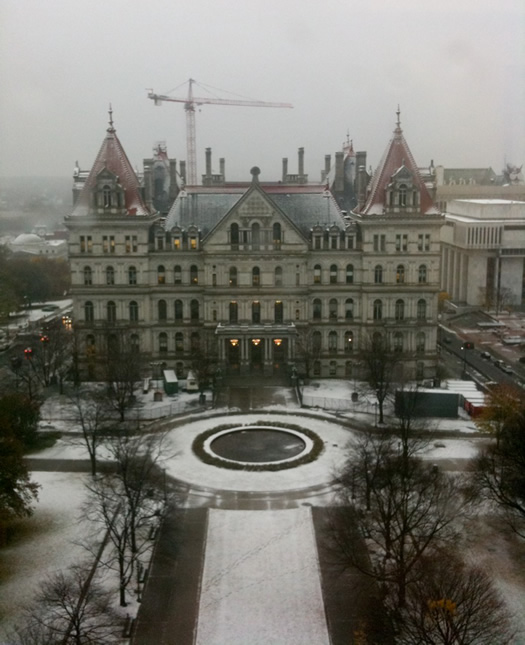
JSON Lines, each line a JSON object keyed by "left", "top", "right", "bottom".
{"left": 0, "top": 0, "right": 523, "bottom": 182}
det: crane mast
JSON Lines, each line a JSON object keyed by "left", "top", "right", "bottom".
{"left": 147, "top": 79, "right": 293, "bottom": 185}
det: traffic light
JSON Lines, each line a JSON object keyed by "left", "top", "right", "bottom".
{"left": 24, "top": 347, "right": 33, "bottom": 359}
{"left": 40, "top": 334, "right": 49, "bottom": 343}
{"left": 464, "top": 341, "right": 474, "bottom": 350}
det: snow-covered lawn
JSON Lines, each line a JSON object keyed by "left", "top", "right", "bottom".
{"left": 0, "top": 472, "right": 89, "bottom": 639}
{"left": 196, "top": 508, "right": 330, "bottom": 645}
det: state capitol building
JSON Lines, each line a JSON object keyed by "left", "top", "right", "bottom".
{"left": 65, "top": 110, "right": 443, "bottom": 382}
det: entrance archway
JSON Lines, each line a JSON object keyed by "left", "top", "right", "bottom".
{"left": 227, "top": 341, "right": 240, "bottom": 374}
{"left": 272, "top": 338, "right": 288, "bottom": 371}
{"left": 250, "top": 338, "right": 263, "bottom": 372}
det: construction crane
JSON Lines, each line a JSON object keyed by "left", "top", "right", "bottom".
{"left": 147, "top": 78, "right": 293, "bottom": 185}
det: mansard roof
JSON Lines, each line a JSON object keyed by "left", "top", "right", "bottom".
{"left": 358, "top": 115, "right": 439, "bottom": 216}
{"left": 71, "top": 114, "right": 150, "bottom": 217}
{"left": 164, "top": 180, "right": 344, "bottom": 238}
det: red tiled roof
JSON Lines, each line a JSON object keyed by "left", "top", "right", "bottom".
{"left": 359, "top": 123, "right": 439, "bottom": 216}
{"left": 71, "top": 122, "right": 150, "bottom": 217}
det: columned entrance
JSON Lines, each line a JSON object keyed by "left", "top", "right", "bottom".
{"left": 215, "top": 323, "right": 296, "bottom": 376}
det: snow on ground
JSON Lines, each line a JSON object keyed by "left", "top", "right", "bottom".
{"left": 0, "top": 472, "right": 89, "bottom": 639}
{"left": 164, "top": 412, "right": 354, "bottom": 493}
{"left": 195, "top": 508, "right": 330, "bottom": 645}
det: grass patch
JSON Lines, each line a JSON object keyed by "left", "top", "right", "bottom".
{"left": 192, "top": 420, "right": 324, "bottom": 471}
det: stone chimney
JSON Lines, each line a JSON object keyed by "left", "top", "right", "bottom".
{"left": 334, "top": 151, "right": 344, "bottom": 192}
{"left": 219, "top": 157, "right": 225, "bottom": 180}
{"left": 205, "top": 148, "right": 212, "bottom": 178}
{"left": 357, "top": 165, "right": 368, "bottom": 210}
{"left": 298, "top": 147, "right": 305, "bottom": 178}
{"left": 282, "top": 157, "right": 288, "bottom": 182}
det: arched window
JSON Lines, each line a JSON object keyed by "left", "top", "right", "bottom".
{"left": 229, "top": 267, "right": 237, "bottom": 287}
{"left": 85, "top": 334, "right": 95, "bottom": 353}
{"left": 314, "top": 264, "right": 321, "bottom": 284}
{"left": 130, "top": 334, "right": 139, "bottom": 351}
{"left": 84, "top": 301, "right": 94, "bottom": 323}
{"left": 107, "top": 300, "right": 116, "bottom": 323}
{"left": 416, "top": 331, "right": 426, "bottom": 354}
{"left": 344, "top": 331, "right": 354, "bottom": 353}
{"left": 175, "top": 332, "right": 184, "bottom": 353}
{"left": 274, "top": 300, "right": 283, "bottom": 323}
{"left": 174, "top": 299, "right": 183, "bottom": 322}
{"left": 313, "top": 298, "right": 322, "bottom": 320}
{"left": 159, "top": 332, "right": 168, "bottom": 354}
{"left": 329, "top": 360, "right": 337, "bottom": 376}
{"left": 329, "top": 298, "right": 338, "bottom": 320}
{"left": 393, "top": 331, "right": 404, "bottom": 352}
{"left": 345, "top": 298, "right": 354, "bottom": 320}
{"left": 252, "top": 301, "right": 261, "bottom": 324}
{"left": 399, "top": 184, "right": 407, "bottom": 207}
{"left": 157, "top": 265, "right": 165, "bottom": 284}
{"left": 158, "top": 299, "right": 167, "bottom": 321}
{"left": 330, "top": 264, "right": 338, "bottom": 284}
{"left": 273, "top": 223, "right": 281, "bottom": 249}
{"left": 191, "top": 332, "right": 200, "bottom": 351}
{"left": 174, "top": 265, "right": 182, "bottom": 284}
{"left": 230, "top": 223, "right": 239, "bottom": 248}
{"left": 346, "top": 264, "right": 354, "bottom": 284}
{"left": 373, "top": 299, "right": 382, "bottom": 321}
{"left": 252, "top": 223, "right": 260, "bottom": 249}
{"left": 374, "top": 264, "right": 383, "bottom": 284}
{"left": 395, "top": 299, "right": 405, "bottom": 321}
{"left": 106, "top": 266, "right": 115, "bottom": 286}
{"left": 190, "top": 265, "right": 198, "bottom": 285}
{"left": 313, "top": 331, "right": 322, "bottom": 352}
{"left": 418, "top": 264, "right": 427, "bottom": 283}
{"left": 83, "top": 266, "right": 92, "bottom": 286}
{"left": 107, "top": 334, "right": 119, "bottom": 355}
{"left": 229, "top": 301, "right": 238, "bottom": 324}
{"left": 396, "top": 264, "right": 405, "bottom": 284}
{"left": 190, "top": 299, "right": 199, "bottom": 321}
{"left": 274, "top": 266, "right": 283, "bottom": 287}
{"left": 328, "top": 331, "right": 337, "bottom": 351}
{"left": 129, "top": 301, "right": 139, "bottom": 322}
{"left": 252, "top": 266, "right": 260, "bottom": 287}
{"left": 417, "top": 299, "right": 427, "bottom": 320}
{"left": 128, "top": 266, "right": 137, "bottom": 285}
{"left": 313, "top": 360, "right": 321, "bottom": 377}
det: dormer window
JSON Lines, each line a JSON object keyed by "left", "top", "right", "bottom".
{"left": 95, "top": 169, "right": 125, "bottom": 211}
{"left": 398, "top": 184, "right": 407, "bottom": 207}
{"left": 103, "top": 185, "right": 111, "bottom": 208}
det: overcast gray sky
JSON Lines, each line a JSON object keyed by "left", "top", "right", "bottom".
{"left": 1, "top": 0, "right": 524, "bottom": 182}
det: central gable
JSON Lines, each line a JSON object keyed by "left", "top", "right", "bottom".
{"left": 204, "top": 184, "right": 308, "bottom": 252}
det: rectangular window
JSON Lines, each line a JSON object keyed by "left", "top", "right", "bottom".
{"left": 190, "top": 237, "right": 197, "bottom": 250}
{"left": 314, "top": 236, "right": 321, "bottom": 250}
{"left": 173, "top": 237, "right": 181, "bottom": 250}
{"left": 373, "top": 234, "right": 386, "bottom": 252}
{"left": 102, "top": 236, "right": 114, "bottom": 253}
{"left": 125, "top": 235, "right": 138, "bottom": 253}
{"left": 331, "top": 236, "right": 338, "bottom": 250}
{"left": 347, "top": 236, "right": 354, "bottom": 250}
{"left": 102, "top": 236, "right": 108, "bottom": 253}
{"left": 418, "top": 234, "right": 431, "bottom": 251}
{"left": 79, "top": 236, "right": 92, "bottom": 253}
{"left": 110, "top": 236, "right": 115, "bottom": 253}
{"left": 396, "top": 234, "right": 408, "bottom": 252}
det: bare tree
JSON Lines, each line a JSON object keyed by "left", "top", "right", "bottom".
{"left": 294, "top": 326, "right": 322, "bottom": 380}
{"left": 472, "top": 397, "right": 525, "bottom": 537}
{"left": 102, "top": 329, "right": 143, "bottom": 422}
{"left": 68, "top": 385, "right": 112, "bottom": 476}
{"left": 399, "top": 551, "right": 514, "bottom": 644}
{"left": 8, "top": 564, "right": 121, "bottom": 644}
{"left": 329, "top": 439, "right": 467, "bottom": 625}
{"left": 360, "top": 332, "right": 400, "bottom": 425}
{"left": 190, "top": 329, "right": 219, "bottom": 392}
{"left": 84, "top": 430, "right": 170, "bottom": 606}
{"left": 475, "top": 383, "right": 522, "bottom": 448}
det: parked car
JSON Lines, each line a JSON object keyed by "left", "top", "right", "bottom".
{"left": 500, "top": 364, "right": 514, "bottom": 374}
{"left": 480, "top": 351, "right": 491, "bottom": 359}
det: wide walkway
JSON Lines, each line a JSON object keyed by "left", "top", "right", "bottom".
{"left": 132, "top": 381, "right": 375, "bottom": 644}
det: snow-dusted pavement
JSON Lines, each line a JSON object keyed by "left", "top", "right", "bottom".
{"left": 195, "top": 508, "right": 330, "bottom": 645}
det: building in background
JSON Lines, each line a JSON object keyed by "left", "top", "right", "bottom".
{"left": 441, "top": 199, "right": 525, "bottom": 309}
{"left": 66, "top": 110, "right": 441, "bottom": 382}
